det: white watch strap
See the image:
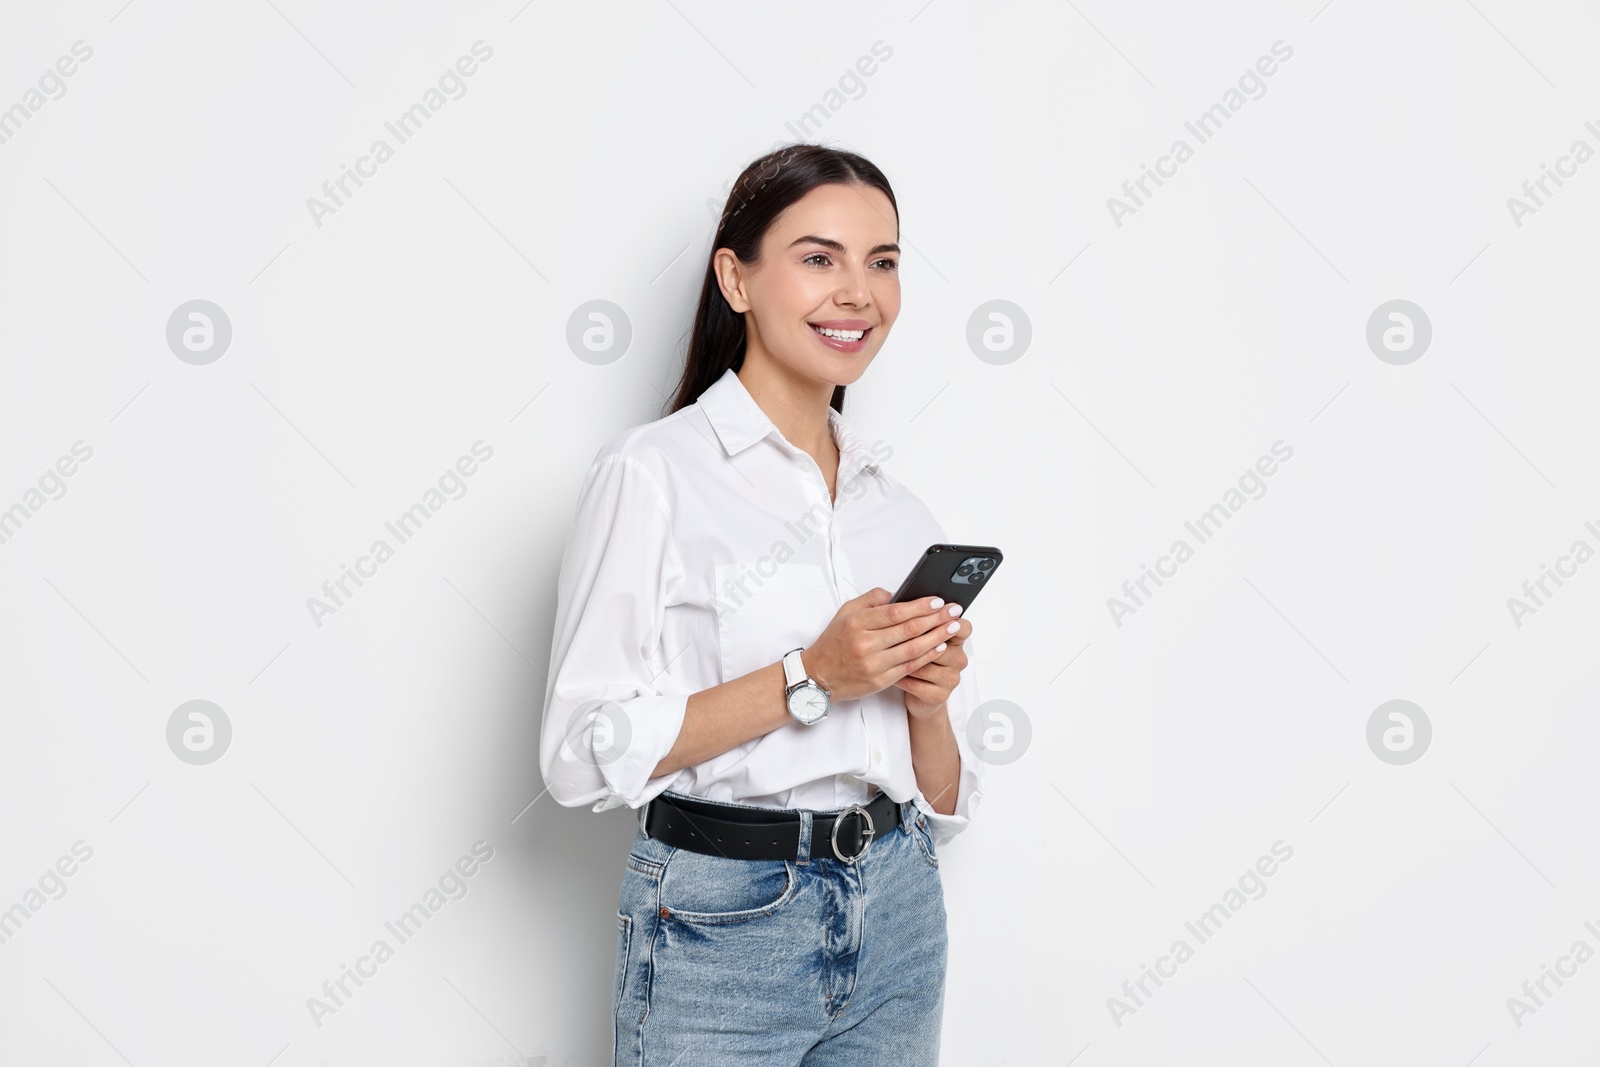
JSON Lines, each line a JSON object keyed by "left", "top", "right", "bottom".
{"left": 782, "top": 648, "right": 807, "bottom": 689}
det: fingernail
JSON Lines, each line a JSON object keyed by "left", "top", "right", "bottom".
{"left": 948, "top": 604, "right": 963, "bottom": 617}
{"left": 935, "top": 642, "right": 947, "bottom": 652}
{"left": 946, "top": 621, "right": 960, "bottom": 634}
{"left": 929, "top": 597, "right": 944, "bottom": 610}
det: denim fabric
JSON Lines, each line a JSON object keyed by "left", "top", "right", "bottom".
{"left": 612, "top": 792, "right": 948, "bottom": 1065}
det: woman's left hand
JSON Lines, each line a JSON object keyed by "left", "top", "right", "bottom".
{"left": 894, "top": 616, "right": 972, "bottom": 720}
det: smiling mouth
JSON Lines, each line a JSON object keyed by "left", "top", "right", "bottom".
{"left": 809, "top": 324, "right": 871, "bottom": 342}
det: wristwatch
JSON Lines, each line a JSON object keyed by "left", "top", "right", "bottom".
{"left": 782, "top": 647, "right": 831, "bottom": 726}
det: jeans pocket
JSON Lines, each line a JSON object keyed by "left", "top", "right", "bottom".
{"left": 611, "top": 912, "right": 633, "bottom": 1059}
{"left": 659, "top": 848, "right": 800, "bottom": 925}
{"left": 912, "top": 814, "right": 939, "bottom": 869}
{"left": 614, "top": 912, "right": 633, "bottom": 1002}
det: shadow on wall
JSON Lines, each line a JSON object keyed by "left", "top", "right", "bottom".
{"left": 507, "top": 731, "right": 642, "bottom": 1050}
{"left": 497, "top": 470, "right": 649, "bottom": 1055}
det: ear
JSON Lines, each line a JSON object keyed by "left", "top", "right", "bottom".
{"left": 712, "top": 248, "right": 751, "bottom": 313}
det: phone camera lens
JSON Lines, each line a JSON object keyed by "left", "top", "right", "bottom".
{"left": 971, "top": 571, "right": 984, "bottom": 582}
{"left": 977, "top": 558, "right": 994, "bottom": 571}
{"left": 956, "top": 564, "right": 974, "bottom": 576}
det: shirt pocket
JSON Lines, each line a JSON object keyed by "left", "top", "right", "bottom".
{"left": 712, "top": 562, "right": 838, "bottom": 683}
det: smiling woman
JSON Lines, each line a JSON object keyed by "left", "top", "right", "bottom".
{"left": 668, "top": 150, "right": 902, "bottom": 423}
{"left": 541, "top": 144, "right": 986, "bottom": 1066}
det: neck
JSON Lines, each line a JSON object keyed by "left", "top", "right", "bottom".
{"left": 736, "top": 345, "right": 837, "bottom": 458}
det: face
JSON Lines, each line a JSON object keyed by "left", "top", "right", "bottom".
{"left": 715, "top": 182, "right": 901, "bottom": 387}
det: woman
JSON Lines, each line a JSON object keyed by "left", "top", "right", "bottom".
{"left": 540, "top": 144, "right": 986, "bottom": 1065}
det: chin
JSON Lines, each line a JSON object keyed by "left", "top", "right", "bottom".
{"left": 778, "top": 352, "right": 871, "bottom": 390}
{"left": 823, "top": 357, "right": 872, "bottom": 388}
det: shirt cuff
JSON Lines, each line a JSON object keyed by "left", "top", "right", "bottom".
{"left": 543, "top": 692, "right": 690, "bottom": 813}
{"left": 914, "top": 785, "right": 982, "bottom": 848}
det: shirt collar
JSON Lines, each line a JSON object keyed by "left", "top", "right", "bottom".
{"left": 697, "top": 366, "right": 883, "bottom": 485}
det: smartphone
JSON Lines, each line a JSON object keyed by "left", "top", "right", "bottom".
{"left": 890, "top": 544, "right": 1004, "bottom": 613}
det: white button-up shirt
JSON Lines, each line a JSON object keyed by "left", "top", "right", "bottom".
{"left": 539, "top": 367, "right": 985, "bottom": 846}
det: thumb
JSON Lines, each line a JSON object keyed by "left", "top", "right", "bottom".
{"left": 853, "top": 587, "right": 893, "bottom": 609}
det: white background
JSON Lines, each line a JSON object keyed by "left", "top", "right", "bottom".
{"left": 3, "top": 1, "right": 1598, "bottom": 1064}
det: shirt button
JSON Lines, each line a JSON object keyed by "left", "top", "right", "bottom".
{"left": 870, "top": 746, "right": 881, "bottom": 764}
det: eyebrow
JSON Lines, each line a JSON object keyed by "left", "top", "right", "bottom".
{"left": 788, "top": 235, "right": 900, "bottom": 256}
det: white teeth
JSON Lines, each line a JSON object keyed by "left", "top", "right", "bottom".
{"left": 812, "top": 325, "right": 866, "bottom": 341}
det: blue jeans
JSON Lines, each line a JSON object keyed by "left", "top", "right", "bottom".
{"left": 612, "top": 792, "right": 948, "bottom": 1065}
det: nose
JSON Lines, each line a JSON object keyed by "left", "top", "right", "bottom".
{"left": 835, "top": 259, "right": 871, "bottom": 307}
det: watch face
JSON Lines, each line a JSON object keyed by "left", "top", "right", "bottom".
{"left": 787, "top": 684, "right": 829, "bottom": 724}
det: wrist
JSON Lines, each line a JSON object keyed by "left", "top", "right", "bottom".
{"left": 798, "top": 648, "right": 832, "bottom": 693}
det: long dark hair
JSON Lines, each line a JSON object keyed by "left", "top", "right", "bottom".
{"left": 666, "top": 144, "right": 898, "bottom": 417}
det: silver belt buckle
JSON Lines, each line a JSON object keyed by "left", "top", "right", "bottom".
{"left": 829, "top": 803, "right": 876, "bottom": 864}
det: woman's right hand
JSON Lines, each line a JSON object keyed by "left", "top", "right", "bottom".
{"left": 799, "top": 587, "right": 964, "bottom": 702}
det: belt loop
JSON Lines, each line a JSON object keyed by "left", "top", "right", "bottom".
{"left": 795, "top": 810, "right": 812, "bottom": 865}
{"left": 640, "top": 800, "right": 650, "bottom": 839}
{"left": 898, "top": 799, "right": 913, "bottom": 834}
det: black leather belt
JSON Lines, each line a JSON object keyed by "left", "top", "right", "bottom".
{"left": 643, "top": 789, "right": 902, "bottom": 864}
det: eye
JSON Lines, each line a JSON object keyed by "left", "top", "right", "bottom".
{"left": 872, "top": 257, "right": 899, "bottom": 271}
{"left": 803, "top": 252, "right": 832, "bottom": 267}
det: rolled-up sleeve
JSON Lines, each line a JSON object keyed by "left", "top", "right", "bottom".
{"left": 913, "top": 630, "right": 988, "bottom": 848}
{"left": 540, "top": 451, "right": 691, "bottom": 813}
